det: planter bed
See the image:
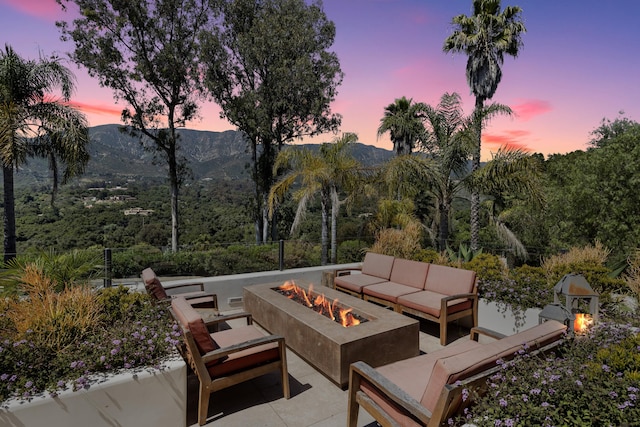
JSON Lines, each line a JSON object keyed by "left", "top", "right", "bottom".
{"left": 0, "top": 357, "right": 187, "bottom": 427}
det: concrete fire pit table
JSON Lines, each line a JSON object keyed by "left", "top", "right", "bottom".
{"left": 243, "top": 281, "right": 420, "bottom": 387}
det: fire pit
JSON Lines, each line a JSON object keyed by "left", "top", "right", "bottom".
{"left": 243, "top": 281, "right": 419, "bottom": 387}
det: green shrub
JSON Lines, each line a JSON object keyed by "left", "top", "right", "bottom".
{"left": 337, "top": 240, "right": 368, "bottom": 263}
{"left": 462, "top": 253, "right": 507, "bottom": 282}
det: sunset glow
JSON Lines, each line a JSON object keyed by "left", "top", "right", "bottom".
{"left": 2, "top": 0, "right": 639, "bottom": 160}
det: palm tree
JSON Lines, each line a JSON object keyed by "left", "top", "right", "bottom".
{"left": 421, "top": 92, "right": 474, "bottom": 250}
{"left": 443, "top": 0, "right": 526, "bottom": 250}
{"left": 377, "top": 96, "right": 427, "bottom": 156}
{"left": 421, "top": 93, "right": 513, "bottom": 250}
{"left": 466, "top": 147, "right": 544, "bottom": 260}
{"left": 269, "top": 133, "right": 362, "bottom": 264}
{"left": 0, "top": 45, "right": 89, "bottom": 261}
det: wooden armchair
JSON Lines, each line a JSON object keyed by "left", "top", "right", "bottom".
{"left": 347, "top": 320, "right": 567, "bottom": 427}
{"left": 141, "top": 267, "right": 218, "bottom": 309}
{"left": 170, "top": 297, "right": 290, "bottom": 426}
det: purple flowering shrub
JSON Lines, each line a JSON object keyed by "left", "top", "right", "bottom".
{"left": 452, "top": 321, "right": 640, "bottom": 426}
{"left": 478, "top": 265, "right": 553, "bottom": 327}
{"left": 0, "top": 286, "right": 181, "bottom": 403}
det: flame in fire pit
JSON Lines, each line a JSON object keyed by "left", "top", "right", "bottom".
{"left": 277, "top": 280, "right": 363, "bottom": 327}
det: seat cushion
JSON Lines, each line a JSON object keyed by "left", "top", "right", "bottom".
{"left": 388, "top": 259, "right": 430, "bottom": 289}
{"left": 334, "top": 273, "right": 388, "bottom": 293}
{"left": 207, "top": 326, "right": 280, "bottom": 377}
{"left": 424, "top": 264, "right": 476, "bottom": 296}
{"left": 141, "top": 267, "right": 168, "bottom": 300}
{"left": 359, "top": 339, "right": 481, "bottom": 426}
{"left": 361, "top": 252, "right": 395, "bottom": 280}
{"left": 363, "top": 281, "right": 422, "bottom": 304}
{"left": 171, "top": 297, "right": 225, "bottom": 365}
{"left": 398, "top": 290, "right": 472, "bottom": 318}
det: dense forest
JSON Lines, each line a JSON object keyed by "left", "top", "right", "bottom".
{"left": 4, "top": 116, "right": 639, "bottom": 269}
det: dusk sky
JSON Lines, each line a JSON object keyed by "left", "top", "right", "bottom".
{"left": 2, "top": 0, "right": 639, "bottom": 159}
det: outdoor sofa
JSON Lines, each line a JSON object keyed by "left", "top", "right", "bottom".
{"left": 334, "top": 253, "right": 478, "bottom": 345}
{"left": 347, "top": 320, "right": 568, "bottom": 427}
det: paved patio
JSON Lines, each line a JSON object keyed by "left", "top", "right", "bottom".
{"left": 184, "top": 312, "right": 471, "bottom": 427}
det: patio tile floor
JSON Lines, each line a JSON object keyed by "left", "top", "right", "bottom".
{"left": 186, "top": 312, "right": 471, "bottom": 427}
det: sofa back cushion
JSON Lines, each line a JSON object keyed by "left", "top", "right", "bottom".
{"left": 424, "top": 264, "right": 476, "bottom": 296}
{"left": 171, "top": 297, "right": 225, "bottom": 365}
{"left": 361, "top": 252, "right": 395, "bottom": 280}
{"left": 141, "top": 267, "right": 169, "bottom": 300}
{"left": 421, "top": 321, "right": 567, "bottom": 412}
{"left": 389, "top": 259, "right": 430, "bottom": 289}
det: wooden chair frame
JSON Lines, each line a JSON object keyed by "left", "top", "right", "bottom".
{"left": 347, "top": 331, "right": 564, "bottom": 427}
{"left": 169, "top": 309, "right": 290, "bottom": 425}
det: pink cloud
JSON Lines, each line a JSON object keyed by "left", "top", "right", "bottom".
{"left": 511, "top": 99, "right": 552, "bottom": 121}
{"left": 3, "top": 0, "right": 64, "bottom": 21}
{"left": 66, "top": 100, "right": 122, "bottom": 117}
{"left": 483, "top": 129, "right": 532, "bottom": 152}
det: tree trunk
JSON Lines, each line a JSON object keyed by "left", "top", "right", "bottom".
{"left": 470, "top": 98, "right": 483, "bottom": 251}
{"left": 330, "top": 188, "right": 338, "bottom": 264}
{"left": 168, "top": 150, "right": 180, "bottom": 253}
{"left": 320, "top": 189, "right": 330, "bottom": 265}
{"left": 3, "top": 165, "right": 17, "bottom": 262}
{"left": 438, "top": 200, "right": 450, "bottom": 251}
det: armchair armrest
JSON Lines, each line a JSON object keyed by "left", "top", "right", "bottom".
{"left": 201, "top": 334, "right": 285, "bottom": 364}
{"left": 349, "top": 361, "right": 432, "bottom": 425}
{"left": 164, "top": 281, "right": 206, "bottom": 292}
{"left": 203, "top": 311, "right": 253, "bottom": 328}
{"left": 335, "top": 266, "right": 362, "bottom": 277}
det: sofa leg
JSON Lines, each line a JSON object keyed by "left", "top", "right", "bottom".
{"left": 347, "top": 370, "right": 361, "bottom": 427}
{"left": 440, "top": 321, "right": 447, "bottom": 346}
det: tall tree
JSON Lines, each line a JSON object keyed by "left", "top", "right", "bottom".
{"left": 0, "top": 44, "right": 89, "bottom": 261}
{"left": 269, "top": 133, "right": 361, "bottom": 265}
{"left": 420, "top": 92, "right": 474, "bottom": 250}
{"left": 468, "top": 147, "right": 544, "bottom": 260}
{"left": 56, "top": 0, "right": 216, "bottom": 252}
{"left": 377, "top": 96, "right": 427, "bottom": 156}
{"left": 202, "top": 0, "right": 343, "bottom": 245}
{"left": 443, "top": 0, "right": 526, "bottom": 250}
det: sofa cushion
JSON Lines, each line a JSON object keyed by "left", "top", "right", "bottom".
{"left": 363, "top": 282, "right": 422, "bottom": 304}
{"left": 141, "top": 267, "right": 169, "bottom": 300}
{"left": 388, "top": 259, "right": 430, "bottom": 289}
{"left": 171, "top": 297, "right": 226, "bottom": 365}
{"left": 361, "top": 252, "right": 395, "bottom": 280}
{"left": 423, "top": 264, "right": 476, "bottom": 296}
{"left": 421, "top": 321, "right": 567, "bottom": 412}
{"left": 360, "top": 339, "right": 481, "bottom": 426}
{"left": 207, "top": 326, "right": 280, "bottom": 377}
{"left": 397, "top": 290, "right": 472, "bottom": 318}
{"left": 334, "top": 273, "right": 388, "bottom": 293}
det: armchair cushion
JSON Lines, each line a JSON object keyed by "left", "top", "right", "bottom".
{"left": 141, "top": 267, "right": 169, "bottom": 300}
{"left": 207, "top": 327, "right": 280, "bottom": 377}
{"left": 171, "top": 297, "right": 226, "bottom": 365}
